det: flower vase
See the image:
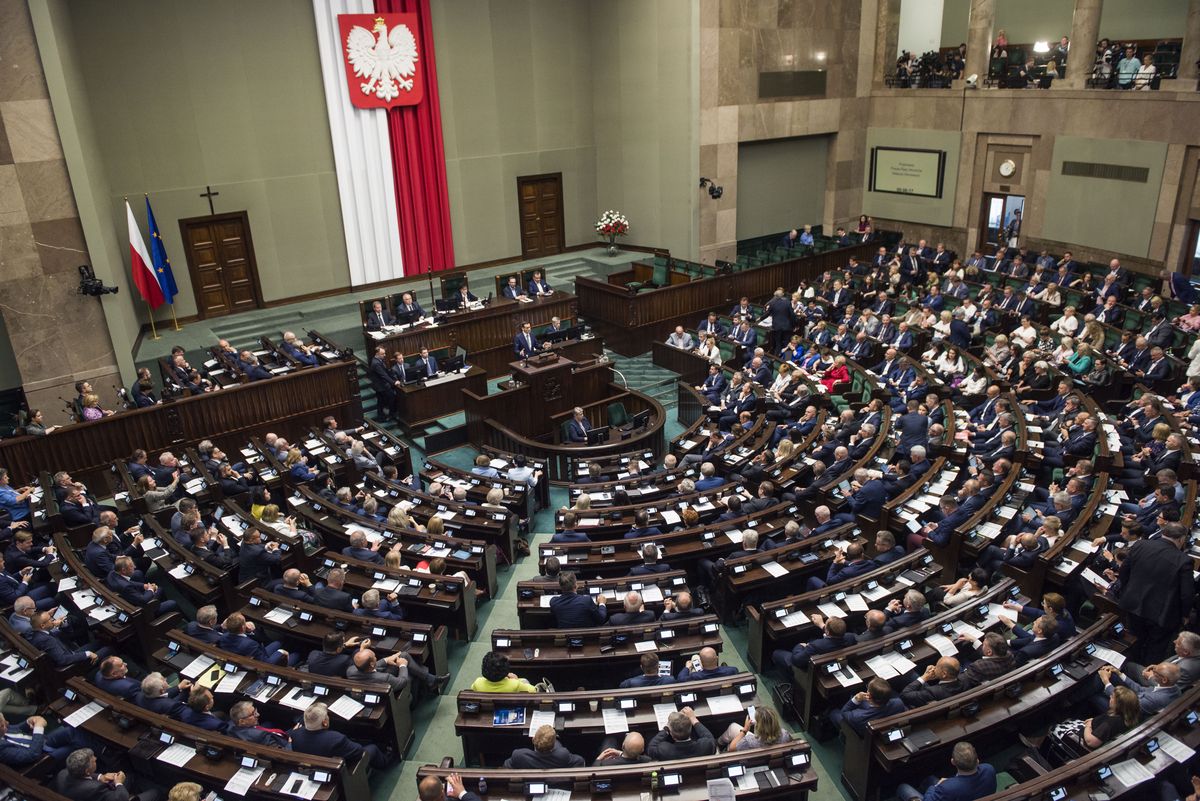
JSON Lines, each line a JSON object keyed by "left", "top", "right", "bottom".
{"left": 606, "top": 233, "right": 619, "bottom": 256}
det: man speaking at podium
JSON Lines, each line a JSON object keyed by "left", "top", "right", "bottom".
{"left": 514, "top": 322, "right": 540, "bottom": 359}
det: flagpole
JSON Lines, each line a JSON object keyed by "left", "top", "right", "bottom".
{"left": 169, "top": 305, "right": 181, "bottom": 331}
{"left": 146, "top": 301, "right": 160, "bottom": 340}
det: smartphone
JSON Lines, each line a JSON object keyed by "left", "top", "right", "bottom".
{"left": 747, "top": 705, "right": 756, "bottom": 723}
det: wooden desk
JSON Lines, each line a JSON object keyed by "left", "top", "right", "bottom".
{"left": 0, "top": 362, "right": 360, "bottom": 489}
{"left": 363, "top": 293, "right": 579, "bottom": 378}
{"left": 397, "top": 365, "right": 489, "bottom": 428}
{"left": 455, "top": 672, "right": 762, "bottom": 766}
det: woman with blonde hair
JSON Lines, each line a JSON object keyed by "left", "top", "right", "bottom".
{"left": 260, "top": 503, "right": 319, "bottom": 550}
{"left": 387, "top": 500, "right": 424, "bottom": 531}
{"left": 169, "top": 783, "right": 204, "bottom": 801}
{"left": 426, "top": 516, "right": 445, "bottom": 537}
{"left": 1083, "top": 686, "right": 1140, "bottom": 748}
{"left": 384, "top": 549, "right": 403, "bottom": 570}
{"left": 723, "top": 706, "right": 792, "bottom": 751}
{"left": 1081, "top": 317, "right": 1106, "bottom": 349}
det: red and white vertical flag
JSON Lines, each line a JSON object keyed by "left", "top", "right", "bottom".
{"left": 126, "top": 199, "right": 164, "bottom": 308}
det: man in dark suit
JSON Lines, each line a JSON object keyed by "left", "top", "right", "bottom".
{"left": 312, "top": 568, "right": 356, "bottom": 614}
{"left": 771, "top": 615, "right": 855, "bottom": 671}
{"left": 292, "top": 702, "right": 388, "bottom": 769}
{"left": 307, "top": 632, "right": 368, "bottom": 677}
{"left": 830, "top": 678, "right": 907, "bottom": 736}
{"left": 900, "top": 657, "right": 965, "bottom": 706}
{"left": 609, "top": 591, "right": 657, "bottom": 626}
{"left": 806, "top": 542, "right": 875, "bottom": 591}
{"left": 620, "top": 653, "right": 677, "bottom": 688}
{"left": 184, "top": 605, "right": 223, "bottom": 644}
{"left": 133, "top": 672, "right": 190, "bottom": 717}
{"left": 392, "top": 291, "right": 425, "bottom": 319}
{"left": 812, "top": 505, "right": 855, "bottom": 536}
{"left": 365, "top": 300, "right": 393, "bottom": 331}
{"left": 237, "top": 350, "right": 272, "bottom": 381}
{"left": 848, "top": 469, "right": 886, "bottom": 519}
{"left": 696, "top": 364, "right": 727, "bottom": 405}
{"left": 228, "top": 702, "right": 292, "bottom": 748}
{"left": 883, "top": 590, "right": 930, "bottom": 633}
{"left": 948, "top": 311, "right": 972, "bottom": 349}
{"left": 528, "top": 270, "right": 552, "bottom": 296}
{"left": 1119, "top": 524, "right": 1195, "bottom": 663}
{"left": 565, "top": 407, "right": 590, "bottom": 443}
{"left": 1142, "top": 346, "right": 1171, "bottom": 382}
{"left": 696, "top": 312, "right": 725, "bottom": 338}
{"left": 513, "top": 322, "right": 540, "bottom": 359}
{"left": 416, "top": 347, "right": 439, "bottom": 377}
{"left": 0, "top": 712, "right": 91, "bottom": 767}
{"left": 105, "top": 556, "right": 177, "bottom": 613}
{"left": 238, "top": 529, "right": 281, "bottom": 584}
{"left": 960, "top": 633, "right": 1017, "bottom": 687}
{"left": 647, "top": 708, "right": 716, "bottom": 760}
{"left": 764, "top": 287, "right": 796, "bottom": 353}
{"left": 51, "top": 748, "right": 136, "bottom": 801}
{"left": 549, "top": 572, "right": 607, "bottom": 627}
{"left": 454, "top": 284, "right": 479, "bottom": 307}
{"left": 505, "top": 725, "right": 586, "bottom": 768}
{"left": 218, "top": 612, "right": 296, "bottom": 666}
{"left": 895, "top": 400, "right": 928, "bottom": 458}
{"left": 1007, "top": 615, "right": 1059, "bottom": 666}
{"left": 367, "top": 345, "right": 396, "bottom": 420}
{"left": 1145, "top": 314, "right": 1174, "bottom": 349}
{"left": 93, "top": 656, "right": 139, "bottom": 700}
{"left": 180, "top": 687, "right": 231, "bottom": 733}
{"left": 501, "top": 275, "right": 527, "bottom": 301}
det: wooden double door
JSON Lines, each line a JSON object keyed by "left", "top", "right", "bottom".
{"left": 179, "top": 211, "right": 264, "bottom": 319}
{"left": 517, "top": 173, "right": 565, "bottom": 259}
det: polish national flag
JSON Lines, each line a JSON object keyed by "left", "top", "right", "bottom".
{"left": 127, "top": 199, "right": 165, "bottom": 308}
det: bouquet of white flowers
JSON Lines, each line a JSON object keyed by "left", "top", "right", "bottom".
{"left": 595, "top": 210, "right": 630, "bottom": 237}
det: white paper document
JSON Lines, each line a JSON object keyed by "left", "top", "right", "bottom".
{"left": 328, "top": 695, "right": 366, "bottom": 720}
{"left": 1156, "top": 731, "right": 1196, "bottom": 763}
{"left": 279, "top": 686, "right": 317, "bottom": 711}
{"left": 817, "top": 602, "right": 847, "bottom": 619}
{"left": 654, "top": 702, "right": 678, "bottom": 730}
{"left": 224, "top": 767, "right": 265, "bottom": 797}
{"left": 865, "top": 654, "right": 898, "bottom": 680}
{"left": 706, "top": 694, "right": 744, "bottom": 715}
{"left": 761, "top": 561, "right": 788, "bottom": 578}
{"left": 634, "top": 641, "right": 658, "bottom": 653}
{"left": 1091, "top": 644, "right": 1126, "bottom": 669}
{"left": 602, "top": 708, "right": 629, "bottom": 734}
{"left": 925, "top": 633, "right": 959, "bottom": 658}
{"left": 264, "top": 607, "right": 294, "bottom": 625}
{"left": 157, "top": 743, "right": 196, "bottom": 767}
{"left": 1110, "top": 758, "right": 1156, "bottom": 787}
{"left": 780, "top": 611, "right": 807, "bottom": 628}
{"left": 641, "top": 585, "right": 664, "bottom": 604}
{"left": 528, "top": 708, "right": 556, "bottom": 736}
{"left": 63, "top": 701, "right": 105, "bottom": 728}
{"left": 168, "top": 564, "right": 191, "bottom": 580}
{"left": 180, "top": 654, "right": 216, "bottom": 679}
{"left": 844, "top": 593, "right": 868, "bottom": 612}
{"left": 214, "top": 672, "right": 243, "bottom": 694}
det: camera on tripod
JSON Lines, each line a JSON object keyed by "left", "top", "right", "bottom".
{"left": 78, "top": 264, "right": 118, "bottom": 297}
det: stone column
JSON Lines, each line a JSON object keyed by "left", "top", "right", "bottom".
{"left": 874, "top": 0, "right": 901, "bottom": 88}
{"left": 0, "top": 0, "right": 120, "bottom": 422}
{"left": 1179, "top": 0, "right": 1200, "bottom": 90}
{"left": 963, "top": 0, "right": 995, "bottom": 84}
{"left": 1060, "top": 0, "right": 1103, "bottom": 89}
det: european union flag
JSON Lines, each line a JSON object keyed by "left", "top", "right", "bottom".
{"left": 145, "top": 196, "right": 178, "bottom": 304}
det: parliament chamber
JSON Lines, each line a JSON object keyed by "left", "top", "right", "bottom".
{"left": 5, "top": 1, "right": 1200, "bottom": 801}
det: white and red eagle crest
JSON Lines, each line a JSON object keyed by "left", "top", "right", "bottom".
{"left": 338, "top": 14, "right": 424, "bottom": 108}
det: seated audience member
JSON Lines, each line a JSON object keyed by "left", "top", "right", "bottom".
{"left": 180, "top": 687, "right": 229, "bottom": 733}
{"left": 677, "top": 646, "right": 737, "bottom": 681}
{"left": 1097, "top": 662, "right": 1180, "bottom": 715}
{"left": 52, "top": 747, "right": 155, "bottom": 801}
{"left": 594, "top": 732, "right": 650, "bottom": 765}
{"left": 0, "top": 712, "right": 93, "bottom": 766}
{"left": 218, "top": 612, "right": 296, "bottom": 667}
{"left": 184, "top": 604, "right": 222, "bottom": 644}
{"left": 660, "top": 591, "right": 703, "bottom": 621}
{"left": 901, "top": 657, "right": 965, "bottom": 706}
{"left": 959, "top": 633, "right": 1017, "bottom": 687}
{"left": 620, "top": 653, "right": 676, "bottom": 688}
{"left": 504, "top": 724, "right": 585, "bottom": 769}
{"left": 470, "top": 651, "right": 536, "bottom": 693}
{"left": 549, "top": 572, "right": 607, "bottom": 627}
{"left": 771, "top": 615, "right": 855, "bottom": 672}
{"left": 609, "top": 591, "right": 656, "bottom": 626}
{"left": 722, "top": 705, "right": 792, "bottom": 752}
{"left": 648, "top": 707, "right": 716, "bottom": 760}
{"left": 896, "top": 742, "right": 996, "bottom": 801}
{"left": 1082, "top": 686, "right": 1140, "bottom": 749}
{"left": 830, "top": 677, "right": 906, "bottom": 736}
{"left": 227, "top": 701, "right": 291, "bottom": 748}
{"left": 291, "top": 702, "right": 389, "bottom": 769}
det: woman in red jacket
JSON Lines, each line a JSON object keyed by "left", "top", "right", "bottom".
{"left": 820, "top": 355, "right": 850, "bottom": 392}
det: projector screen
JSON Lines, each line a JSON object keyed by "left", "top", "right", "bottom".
{"left": 869, "top": 147, "right": 946, "bottom": 198}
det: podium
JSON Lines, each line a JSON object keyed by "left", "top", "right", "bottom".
{"left": 506, "top": 350, "right": 612, "bottom": 439}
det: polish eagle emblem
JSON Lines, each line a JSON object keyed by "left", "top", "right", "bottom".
{"left": 345, "top": 17, "right": 419, "bottom": 103}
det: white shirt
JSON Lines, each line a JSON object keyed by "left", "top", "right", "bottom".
{"left": 1050, "top": 315, "right": 1079, "bottom": 336}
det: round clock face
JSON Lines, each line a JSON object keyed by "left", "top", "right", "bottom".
{"left": 998, "top": 159, "right": 1016, "bottom": 178}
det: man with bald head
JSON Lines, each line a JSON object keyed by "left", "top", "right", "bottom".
{"left": 1099, "top": 661, "right": 1180, "bottom": 716}
{"left": 901, "top": 657, "right": 964, "bottom": 705}
{"left": 609, "top": 591, "right": 656, "bottom": 626}
{"left": 677, "top": 646, "right": 736, "bottom": 681}
{"left": 417, "top": 773, "right": 481, "bottom": 801}
{"left": 267, "top": 568, "right": 314, "bottom": 602}
{"left": 660, "top": 591, "right": 702, "bottom": 621}
{"left": 857, "top": 610, "right": 889, "bottom": 642}
{"left": 595, "top": 732, "right": 650, "bottom": 765}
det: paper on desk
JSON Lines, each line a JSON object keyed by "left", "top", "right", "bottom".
{"left": 434, "top": 510, "right": 456, "bottom": 521}
{"left": 844, "top": 593, "right": 868, "bottom": 612}
{"left": 542, "top": 790, "right": 572, "bottom": 801}
{"left": 181, "top": 654, "right": 216, "bottom": 679}
{"left": 634, "top": 641, "right": 658, "bottom": 653}
{"left": 157, "top": 743, "right": 196, "bottom": 767}
{"left": 817, "top": 602, "right": 847, "bottom": 619}
{"left": 88, "top": 605, "right": 118, "bottom": 624}
{"left": 372, "top": 578, "right": 400, "bottom": 592}
{"left": 328, "top": 695, "right": 365, "bottom": 720}
{"left": 264, "top": 607, "right": 294, "bottom": 625}
{"left": 214, "top": 672, "right": 243, "bottom": 695}
{"left": 654, "top": 702, "right": 677, "bottom": 730}
{"left": 1081, "top": 567, "right": 1111, "bottom": 589}
{"left": 926, "top": 633, "right": 959, "bottom": 658}
{"left": 1156, "top": 731, "right": 1196, "bottom": 763}
{"left": 0, "top": 664, "right": 33, "bottom": 683}
{"left": 781, "top": 611, "right": 807, "bottom": 628}
{"left": 538, "top": 595, "right": 554, "bottom": 608}
{"left": 528, "top": 708, "right": 556, "bottom": 736}
{"left": 58, "top": 576, "right": 78, "bottom": 592}
{"left": 603, "top": 708, "right": 629, "bottom": 734}
{"left": 641, "top": 585, "right": 664, "bottom": 603}
{"left": 862, "top": 584, "right": 890, "bottom": 602}
{"left": 833, "top": 664, "right": 863, "bottom": 688}
{"left": 660, "top": 510, "right": 681, "bottom": 525}
{"left": 1110, "top": 758, "right": 1156, "bottom": 787}
{"left": 1091, "top": 644, "right": 1126, "bottom": 669}
{"left": 168, "top": 564, "right": 191, "bottom": 580}
{"left": 707, "top": 694, "right": 744, "bottom": 715}
{"left": 70, "top": 590, "right": 97, "bottom": 609}
{"left": 893, "top": 573, "right": 915, "bottom": 587}
{"left": 761, "top": 561, "right": 788, "bottom": 578}
{"left": 989, "top": 603, "right": 1018, "bottom": 623}
{"left": 951, "top": 621, "right": 984, "bottom": 643}
{"left": 278, "top": 767, "right": 321, "bottom": 801}
{"left": 865, "top": 654, "right": 898, "bottom": 680}
{"left": 887, "top": 652, "right": 917, "bottom": 674}
{"left": 725, "top": 530, "right": 744, "bottom": 544}
{"left": 279, "top": 686, "right": 318, "bottom": 711}
{"left": 63, "top": 701, "right": 104, "bottom": 728}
